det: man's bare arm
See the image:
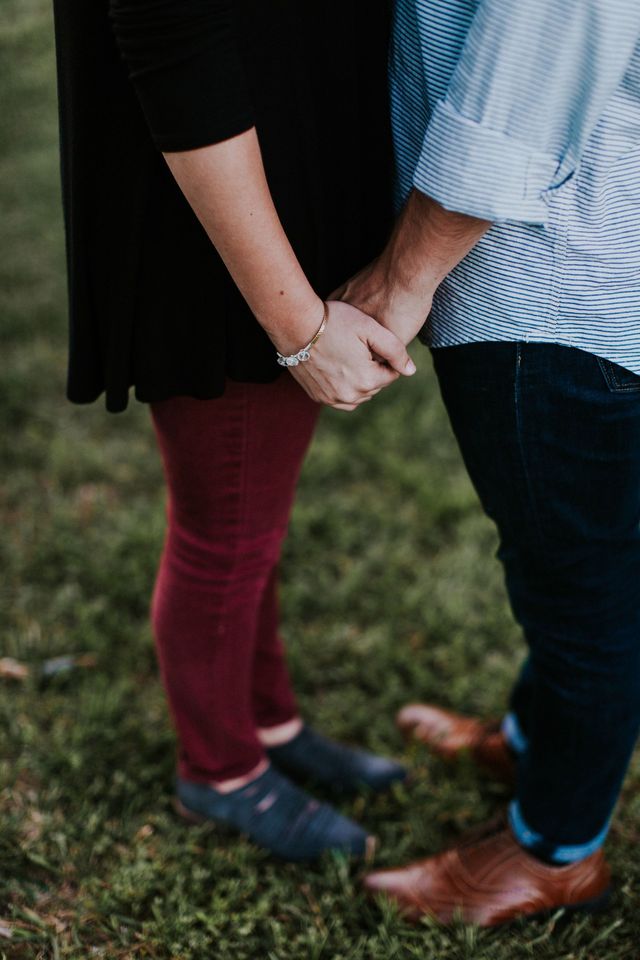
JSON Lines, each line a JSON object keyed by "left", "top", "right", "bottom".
{"left": 336, "top": 189, "right": 490, "bottom": 345}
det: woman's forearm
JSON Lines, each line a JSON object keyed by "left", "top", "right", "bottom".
{"left": 164, "top": 128, "right": 323, "bottom": 354}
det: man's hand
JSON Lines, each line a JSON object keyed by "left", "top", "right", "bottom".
{"left": 335, "top": 190, "right": 491, "bottom": 346}
{"left": 279, "top": 301, "right": 416, "bottom": 411}
{"left": 332, "top": 256, "right": 433, "bottom": 347}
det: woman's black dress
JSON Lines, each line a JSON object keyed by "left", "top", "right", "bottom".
{"left": 52, "top": 0, "right": 394, "bottom": 412}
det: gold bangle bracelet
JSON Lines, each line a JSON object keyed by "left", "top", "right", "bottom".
{"left": 276, "top": 301, "right": 329, "bottom": 367}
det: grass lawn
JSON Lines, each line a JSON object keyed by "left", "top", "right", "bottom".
{"left": 1, "top": 3, "right": 639, "bottom": 958}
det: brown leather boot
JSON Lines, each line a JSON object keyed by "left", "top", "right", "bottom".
{"left": 363, "top": 818, "right": 611, "bottom": 927}
{"left": 397, "top": 703, "right": 516, "bottom": 785}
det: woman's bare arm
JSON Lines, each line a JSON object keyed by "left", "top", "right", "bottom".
{"left": 164, "top": 129, "right": 322, "bottom": 354}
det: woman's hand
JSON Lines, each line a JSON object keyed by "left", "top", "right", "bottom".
{"left": 277, "top": 300, "right": 416, "bottom": 412}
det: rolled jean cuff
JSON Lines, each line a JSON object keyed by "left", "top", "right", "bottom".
{"left": 501, "top": 711, "right": 529, "bottom": 756}
{"left": 508, "top": 800, "right": 611, "bottom": 864}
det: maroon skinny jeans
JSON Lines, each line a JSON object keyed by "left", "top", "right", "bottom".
{"left": 150, "top": 375, "right": 320, "bottom": 782}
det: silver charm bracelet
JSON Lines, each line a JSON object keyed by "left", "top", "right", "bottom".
{"left": 276, "top": 302, "right": 329, "bottom": 367}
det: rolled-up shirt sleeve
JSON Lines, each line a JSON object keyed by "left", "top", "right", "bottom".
{"left": 109, "top": 0, "right": 255, "bottom": 152}
{"left": 414, "top": 0, "right": 640, "bottom": 223}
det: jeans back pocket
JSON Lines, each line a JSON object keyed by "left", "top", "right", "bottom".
{"left": 597, "top": 357, "right": 640, "bottom": 393}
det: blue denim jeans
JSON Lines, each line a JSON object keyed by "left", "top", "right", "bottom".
{"left": 432, "top": 342, "right": 640, "bottom": 863}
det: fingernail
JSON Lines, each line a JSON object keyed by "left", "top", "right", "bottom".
{"left": 406, "top": 359, "right": 416, "bottom": 375}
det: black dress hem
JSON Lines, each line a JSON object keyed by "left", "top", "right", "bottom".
{"left": 67, "top": 368, "right": 285, "bottom": 414}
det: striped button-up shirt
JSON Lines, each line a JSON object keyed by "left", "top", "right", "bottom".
{"left": 391, "top": 1, "right": 640, "bottom": 372}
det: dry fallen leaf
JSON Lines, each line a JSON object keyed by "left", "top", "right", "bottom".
{"left": 0, "top": 658, "right": 30, "bottom": 680}
{"left": 135, "top": 824, "right": 154, "bottom": 842}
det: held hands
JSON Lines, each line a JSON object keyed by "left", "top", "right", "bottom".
{"left": 276, "top": 300, "right": 416, "bottom": 412}
{"left": 291, "top": 193, "right": 489, "bottom": 407}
